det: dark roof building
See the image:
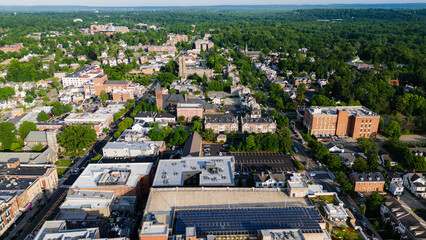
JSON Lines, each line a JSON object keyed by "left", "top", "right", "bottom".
{"left": 182, "top": 132, "right": 202, "bottom": 157}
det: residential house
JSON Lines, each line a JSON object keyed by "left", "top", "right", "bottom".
{"left": 380, "top": 197, "right": 426, "bottom": 240}
{"left": 388, "top": 173, "right": 404, "bottom": 196}
{"left": 403, "top": 173, "right": 426, "bottom": 198}
{"left": 254, "top": 172, "right": 286, "bottom": 188}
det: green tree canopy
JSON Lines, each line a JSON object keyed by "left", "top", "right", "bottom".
{"left": 18, "top": 121, "right": 37, "bottom": 139}
{"left": 37, "top": 111, "right": 50, "bottom": 122}
{"left": 57, "top": 125, "right": 97, "bottom": 151}
{"left": 384, "top": 120, "right": 401, "bottom": 140}
{"left": 353, "top": 157, "right": 369, "bottom": 172}
{"left": 0, "top": 122, "right": 16, "bottom": 150}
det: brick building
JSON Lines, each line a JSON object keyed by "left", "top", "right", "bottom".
{"left": 177, "top": 103, "right": 203, "bottom": 121}
{"left": 303, "top": 106, "right": 380, "bottom": 138}
{"left": 241, "top": 116, "right": 276, "bottom": 134}
{"left": 147, "top": 45, "right": 177, "bottom": 53}
{"left": 36, "top": 122, "right": 66, "bottom": 131}
{"left": 0, "top": 194, "right": 20, "bottom": 236}
{"left": 0, "top": 43, "right": 23, "bottom": 53}
{"left": 194, "top": 39, "right": 214, "bottom": 51}
{"left": 61, "top": 66, "right": 105, "bottom": 88}
{"left": 84, "top": 79, "right": 140, "bottom": 101}
{"left": 349, "top": 173, "right": 385, "bottom": 193}
{"left": 71, "top": 163, "right": 154, "bottom": 198}
{"left": 205, "top": 116, "right": 238, "bottom": 134}
{"left": 64, "top": 113, "right": 114, "bottom": 136}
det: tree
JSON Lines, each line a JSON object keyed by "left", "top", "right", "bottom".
{"left": 367, "top": 151, "right": 379, "bottom": 171}
{"left": 384, "top": 120, "right": 401, "bottom": 140}
{"left": 31, "top": 143, "right": 45, "bottom": 152}
{"left": 0, "top": 122, "right": 16, "bottom": 150}
{"left": 18, "top": 121, "right": 37, "bottom": 139}
{"left": 99, "top": 91, "right": 109, "bottom": 103}
{"left": 51, "top": 101, "right": 72, "bottom": 116}
{"left": 245, "top": 135, "right": 259, "bottom": 152}
{"left": 202, "top": 129, "right": 216, "bottom": 142}
{"left": 353, "top": 157, "right": 369, "bottom": 172}
{"left": 366, "top": 193, "right": 384, "bottom": 211}
{"left": 177, "top": 116, "right": 186, "bottom": 122}
{"left": 309, "top": 141, "right": 329, "bottom": 160}
{"left": 169, "top": 126, "right": 189, "bottom": 146}
{"left": 191, "top": 121, "right": 202, "bottom": 133}
{"left": 57, "top": 125, "right": 97, "bottom": 151}
{"left": 148, "top": 123, "right": 172, "bottom": 141}
{"left": 37, "top": 111, "right": 50, "bottom": 122}
{"left": 325, "top": 154, "right": 342, "bottom": 170}
{"left": 359, "top": 203, "right": 366, "bottom": 214}
{"left": 262, "top": 133, "right": 279, "bottom": 152}
{"left": 357, "top": 138, "right": 378, "bottom": 155}
{"left": 10, "top": 142, "right": 22, "bottom": 152}
{"left": 295, "top": 83, "right": 306, "bottom": 108}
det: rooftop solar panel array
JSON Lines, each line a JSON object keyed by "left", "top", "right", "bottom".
{"left": 174, "top": 207, "right": 324, "bottom": 236}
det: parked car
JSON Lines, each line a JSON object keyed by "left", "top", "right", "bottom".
{"left": 336, "top": 187, "right": 341, "bottom": 192}
{"left": 350, "top": 206, "right": 357, "bottom": 213}
{"left": 361, "top": 220, "right": 368, "bottom": 227}
{"left": 358, "top": 192, "right": 364, "bottom": 198}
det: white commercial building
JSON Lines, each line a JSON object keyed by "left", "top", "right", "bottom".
{"left": 102, "top": 141, "right": 163, "bottom": 158}
{"left": 152, "top": 156, "right": 235, "bottom": 187}
{"left": 323, "top": 204, "right": 349, "bottom": 221}
{"left": 61, "top": 66, "right": 104, "bottom": 87}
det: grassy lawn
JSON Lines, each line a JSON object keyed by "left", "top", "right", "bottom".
{"left": 55, "top": 159, "right": 73, "bottom": 167}
{"left": 311, "top": 195, "right": 338, "bottom": 207}
{"left": 55, "top": 159, "right": 74, "bottom": 177}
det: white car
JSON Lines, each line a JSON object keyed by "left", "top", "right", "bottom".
{"left": 358, "top": 192, "right": 364, "bottom": 198}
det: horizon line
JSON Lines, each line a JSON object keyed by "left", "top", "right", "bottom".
{"left": 0, "top": 3, "right": 425, "bottom": 7}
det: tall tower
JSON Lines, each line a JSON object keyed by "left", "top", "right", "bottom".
{"left": 155, "top": 82, "right": 163, "bottom": 111}
{"left": 178, "top": 56, "right": 186, "bottom": 78}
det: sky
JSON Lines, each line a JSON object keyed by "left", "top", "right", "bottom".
{"left": 0, "top": 0, "right": 424, "bottom": 6}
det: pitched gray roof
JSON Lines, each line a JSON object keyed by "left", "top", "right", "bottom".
{"left": 24, "top": 131, "right": 47, "bottom": 143}
{"left": 183, "top": 132, "right": 202, "bottom": 157}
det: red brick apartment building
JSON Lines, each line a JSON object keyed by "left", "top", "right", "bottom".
{"left": 0, "top": 43, "right": 23, "bottom": 53}
{"left": 303, "top": 106, "right": 380, "bottom": 138}
{"left": 349, "top": 173, "right": 385, "bottom": 193}
{"left": 177, "top": 103, "right": 203, "bottom": 121}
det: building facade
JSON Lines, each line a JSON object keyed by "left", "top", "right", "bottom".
{"left": 303, "top": 106, "right": 380, "bottom": 138}
{"left": 205, "top": 116, "right": 238, "bottom": 134}
{"left": 349, "top": 173, "right": 385, "bottom": 193}
{"left": 241, "top": 117, "right": 276, "bottom": 133}
{"left": 177, "top": 103, "right": 203, "bottom": 121}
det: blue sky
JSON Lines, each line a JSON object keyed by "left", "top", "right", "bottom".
{"left": 0, "top": 0, "right": 423, "bottom": 6}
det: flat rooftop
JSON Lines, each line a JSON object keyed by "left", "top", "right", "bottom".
{"left": 174, "top": 207, "right": 324, "bottom": 236}
{"left": 152, "top": 156, "right": 235, "bottom": 187}
{"left": 95, "top": 104, "right": 126, "bottom": 115}
{"left": 140, "top": 221, "right": 168, "bottom": 236}
{"left": 60, "top": 190, "right": 114, "bottom": 210}
{"left": 145, "top": 188, "right": 310, "bottom": 227}
{"left": 230, "top": 152, "right": 297, "bottom": 172}
{"left": 307, "top": 106, "right": 379, "bottom": 117}
{"left": 0, "top": 177, "right": 38, "bottom": 191}
{"left": 64, "top": 113, "right": 112, "bottom": 122}
{"left": 71, "top": 163, "right": 153, "bottom": 189}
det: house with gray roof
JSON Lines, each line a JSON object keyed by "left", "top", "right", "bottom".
{"left": 254, "top": 172, "right": 286, "bottom": 188}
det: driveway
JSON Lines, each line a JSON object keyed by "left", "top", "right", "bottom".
{"left": 400, "top": 189, "right": 425, "bottom": 210}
